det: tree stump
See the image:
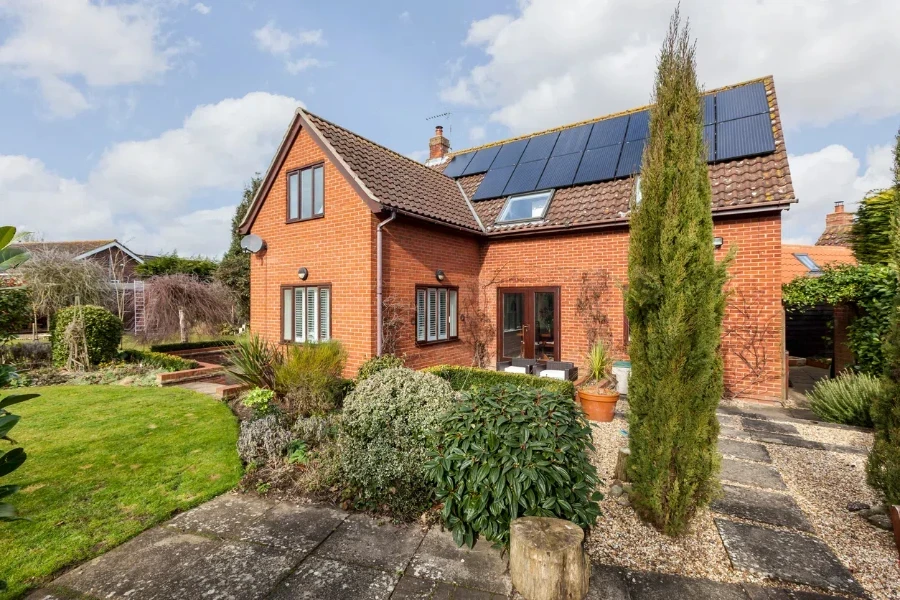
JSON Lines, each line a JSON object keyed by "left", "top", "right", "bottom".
{"left": 890, "top": 505, "right": 900, "bottom": 559}
{"left": 510, "top": 517, "right": 590, "bottom": 600}
{"left": 614, "top": 447, "right": 630, "bottom": 482}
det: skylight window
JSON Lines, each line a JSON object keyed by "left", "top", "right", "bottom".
{"left": 496, "top": 191, "right": 553, "bottom": 224}
{"left": 794, "top": 253, "right": 821, "bottom": 273}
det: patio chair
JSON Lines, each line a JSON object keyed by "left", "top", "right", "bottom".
{"left": 533, "top": 361, "right": 578, "bottom": 381}
{"left": 496, "top": 358, "right": 537, "bottom": 375}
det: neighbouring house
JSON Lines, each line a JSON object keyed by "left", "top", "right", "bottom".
{"left": 783, "top": 202, "right": 858, "bottom": 374}
{"left": 240, "top": 76, "right": 794, "bottom": 401}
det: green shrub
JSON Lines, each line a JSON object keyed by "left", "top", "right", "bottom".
{"left": 119, "top": 349, "right": 198, "bottom": 371}
{"left": 226, "top": 334, "right": 281, "bottom": 390}
{"left": 0, "top": 287, "right": 30, "bottom": 338}
{"left": 808, "top": 372, "right": 881, "bottom": 428}
{"left": 423, "top": 365, "right": 575, "bottom": 398}
{"left": 237, "top": 414, "right": 292, "bottom": 465}
{"left": 427, "top": 384, "right": 602, "bottom": 548}
{"left": 275, "top": 341, "right": 347, "bottom": 417}
{"left": 242, "top": 387, "right": 276, "bottom": 418}
{"left": 149, "top": 340, "right": 235, "bottom": 353}
{"left": 51, "top": 305, "right": 123, "bottom": 367}
{"left": 340, "top": 367, "right": 455, "bottom": 518}
{"left": 292, "top": 413, "right": 341, "bottom": 448}
{"left": 356, "top": 354, "right": 404, "bottom": 382}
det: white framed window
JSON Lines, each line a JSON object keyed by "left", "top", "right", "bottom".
{"left": 416, "top": 286, "right": 458, "bottom": 343}
{"left": 496, "top": 190, "right": 553, "bottom": 224}
{"left": 282, "top": 285, "right": 331, "bottom": 342}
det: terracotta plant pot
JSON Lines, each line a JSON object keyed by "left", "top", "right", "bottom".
{"left": 577, "top": 387, "right": 619, "bottom": 422}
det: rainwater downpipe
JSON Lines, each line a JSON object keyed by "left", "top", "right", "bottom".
{"left": 376, "top": 210, "right": 397, "bottom": 356}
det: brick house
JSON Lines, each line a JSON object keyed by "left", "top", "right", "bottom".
{"left": 240, "top": 76, "right": 795, "bottom": 401}
{"left": 14, "top": 239, "right": 145, "bottom": 282}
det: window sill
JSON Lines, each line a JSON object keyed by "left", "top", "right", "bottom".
{"left": 415, "top": 337, "right": 460, "bottom": 348}
{"left": 286, "top": 214, "right": 325, "bottom": 224}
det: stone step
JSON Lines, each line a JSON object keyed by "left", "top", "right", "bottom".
{"left": 719, "top": 438, "right": 772, "bottom": 464}
{"left": 711, "top": 484, "right": 813, "bottom": 532}
{"left": 720, "top": 458, "right": 787, "bottom": 491}
{"left": 741, "top": 418, "right": 800, "bottom": 436}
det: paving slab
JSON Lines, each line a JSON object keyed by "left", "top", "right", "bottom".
{"left": 54, "top": 526, "right": 219, "bottom": 599}
{"left": 166, "top": 492, "right": 272, "bottom": 538}
{"left": 149, "top": 539, "right": 302, "bottom": 600}
{"left": 407, "top": 527, "right": 511, "bottom": 596}
{"left": 239, "top": 502, "right": 347, "bottom": 553}
{"left": 743, "top": 583, "right": 849, "bottom": 599}
{"left": 584, "top": 564, "right": 630, "bottom": 600}
{"left": 720, "top": 458, "right": 787, "bottom": 491}
{"left": 711, "top": 484, "right": 813, "bottom": 531}
{"left": 314, "top": 513, "right": 428, "bottom": 572}
{"left": 741, "top": 418, "right": 799, "bottom": 436}
{"left": 25, "top": 591, "right": 80, "bottom": 600}
{"left": 390, "top": 575, "right": 454, "bottom": 599}
{"left": 622, "top": 569, "right": 750, "bottom": 600}
{"left": 720, "top": 426, "right": 755, "bottom": 440}
{"left": 715, "top": 519, "right": 866, "bottom": 597}
{"left": 719, "top": 438, "right": 772, "bottom": 463}
{"left": 269, "top": 556, "right": 397, "bottom": 600}
{"left": 748, "top": 431, "right": 826, "bottom": 450}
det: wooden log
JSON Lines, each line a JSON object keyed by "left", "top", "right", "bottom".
{"left": 890, "top": 505, "right": 900, "bottom": 559}
{"left": 510, "top": 517, "right": 590, "bottom": 600}
{"left": 614, "top": 447, "right": 630, "bottom": 483}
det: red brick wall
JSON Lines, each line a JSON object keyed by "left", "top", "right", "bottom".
{"left": 248, "top": 125, "right": 378, "bottom": 376}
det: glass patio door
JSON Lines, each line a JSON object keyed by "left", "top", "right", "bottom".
{"left": 498, "top": 287, "right": 559, "bottom": 361}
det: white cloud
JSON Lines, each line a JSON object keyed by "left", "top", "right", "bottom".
{"left": 0, "top": 0, "right": 175, "bottom": 118}
{"left": 784, "top": 144, "right": 894, "bottom": 244}
{"left": 399, "top": 11, "right": 411, "bottom": 24}
{"left": 286, "top": 57, "right": 325, "bottom": 75}
{"left": 253, "top": 21, "right": 326, "bottom": 75}
{"left": 443, "top": 0, "right": 900, "bottom": 134}
{"left": 405, "top": 149, "right": 428, "bottom": 163}
{"left": 2, "top": 92, "right": 302, "bottom": 257}
{"left": 192, "top": 3, "right": 211, "bottom": 15}
{"left": 468, "top": 125, "right": 487, "bottom": 144}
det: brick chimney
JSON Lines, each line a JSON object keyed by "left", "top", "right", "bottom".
{"left": 429, "top": 126, "right": 450, "bottom": 160}
{"left": 825, "top": 201, "right": 854, "bottom": 227}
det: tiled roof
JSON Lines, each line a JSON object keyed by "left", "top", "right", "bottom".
{"left": 14, "top": 240, "right": 115, "bottom": 256}
{"left": 449, "top": 76, "right": 795, "bottom": 234}
{"left": 816, "top": 224, "right": 853, "bottom": 247}
{"left": 782, "top": 244, "right": 856, "bottom": 284}
{"left": 303, "top": 111, "right": 481, "bottom": 232}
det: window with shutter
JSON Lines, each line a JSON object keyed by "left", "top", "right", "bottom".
{"left": 438, "top": 288, "right": 448, "bottom": 340}
{"left": 427, "top": 288, "right": 437, "bottom": 341}
{"left": 416, "top": 286, "right": 459, "bottom": 344}
{"left": 448, "top": 290, "right": 457, "bottom": 338}
{"left": 319, "top": 287, "right": 330, "bottom": 341}
{"left": 416, "top": 289, "right": 426, "bottom": 342}
{"left": 306, "top": 287, "right": 318, "bottom": 341}
{"left": 294, "top": 288, "right": 305, "bottom": 342}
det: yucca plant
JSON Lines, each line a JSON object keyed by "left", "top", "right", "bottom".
{"left": 226, "top": 333, "right": 281, "bottom": 391}
{"left": 808, "top": 372, "right": 881, "bottom": 428}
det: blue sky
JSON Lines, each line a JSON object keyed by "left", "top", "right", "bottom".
{"left": 1, "top": 0, "right": 898, "bottom": 257}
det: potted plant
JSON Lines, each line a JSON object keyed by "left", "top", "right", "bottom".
{"left": 577, "top": 340, "right": 619, "bottom": 422}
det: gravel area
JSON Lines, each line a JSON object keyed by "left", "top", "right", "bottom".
{"left": 769, "top": 445, "right": 899, "bottom": 600}
{"left": 792, "top": 422, "right": 873, "bottom": 449}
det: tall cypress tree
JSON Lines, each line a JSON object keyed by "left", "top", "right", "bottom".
{"left": 624, "top": 9, "right": 730, "bottom": 535}
{"left": 867, "top": 126, "right": 900, "bottom": 504}
{"left": 215, "top": 174, "right": 261, "bottom": 323}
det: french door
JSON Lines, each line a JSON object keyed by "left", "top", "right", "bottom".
{"left": 497, "top": 287, "right": 560, "bottom": 361}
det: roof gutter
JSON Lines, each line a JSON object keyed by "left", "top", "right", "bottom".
{"left": 376, "top": 210, "right": 397, "bottom": 357}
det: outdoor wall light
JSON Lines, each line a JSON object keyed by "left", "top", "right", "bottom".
{"left": 298, "top": 267, "right": 309, "bottom": 280}
{"left": 435, "top": 269, "right": 446, "bottom": 282}
{"left": 713, "top": 237, "right": 724, "bottom": 249}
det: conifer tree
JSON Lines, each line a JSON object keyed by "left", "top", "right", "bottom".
{"left": 624, "top": 9, "right": 730, "bottom": 535}
{"left": 216, "top": 175, "right": 261, "bottom": 323}
{"left": 867, "top": 125, "right": 900, "bottom": 503}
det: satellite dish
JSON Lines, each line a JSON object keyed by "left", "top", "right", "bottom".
{"left": 240, "top": 234, "right": 266, "bottom": 253}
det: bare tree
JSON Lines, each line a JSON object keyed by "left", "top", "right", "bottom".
{"left": 575, "top": 269, "right": 613, "bottom": 352}
{"left": 141, "top": 274, "right": 236, "bottom": 342}
{"left": 381, "top": 296, "right": 412, "bottom": 356}
{"left": 721, "top": 287, "right": 779, "bottom": 399}
{"left": 461, "top": 265, "right": 509, "bottom": 368}
{"left": 107, "top": 247, "right": 131, "bottom": 322}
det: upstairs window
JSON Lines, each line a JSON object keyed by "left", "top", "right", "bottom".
{"left": 287, "top": 164, "right": 324, "bottom": 222}
{"left": 416, "top": 286, "right": 458, "bottom": 343}
{"left": 793, "top": 253, "right": 821, "bottom": 274}
{"left": 282, "top": 285, "right": 331, "bottom": 342}
{"left": 496, "top": 190, "right": 552, "bottom": 224}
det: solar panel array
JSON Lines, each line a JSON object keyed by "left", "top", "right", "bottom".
{"left": 458, "top": 81, "right": 775, "bottom": 201}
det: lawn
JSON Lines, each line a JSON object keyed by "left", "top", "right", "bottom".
{"left": 0, "top": 385, "right": 242, "bottom": 599}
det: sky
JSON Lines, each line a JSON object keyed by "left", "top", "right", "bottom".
{"left": 0, "top": 0, "right": 898, "bottom": 257}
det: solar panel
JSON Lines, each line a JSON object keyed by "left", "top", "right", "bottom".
{"left": 520, "top": 132, "right": 559, "bottom": 163}
{"left": 704, "top": 124, "right": 715, "bottom": 162}
{"left": 716, "top": 82, "right": 768, "bottom": 122}
{"left": 440, "top": 152, "right": 475, "bottom": 178}
{"left": 503, "top": 159, "right": 548, "bottom": 196}
{"left": 490, "top": 139, "right": 529, "bottom": 169}
{"left": 538, "top": 153, "right": 582, "bottom": 189}
{"left": 586, "top": 115, "right": 628, "bottom": 149}
{"left": 462, "top": 145, "right": 502, "bottom": 176}
{"left": 551, "top": 123, "right": 592, "bottom": 157}
{"left": 573, "top": 146, "right": 620, "bottom": 185}
{"left": 616, "top": 139, "right": 646, "bottom": 177}
{"left": 716, "top": 114, "right": 775, "bottom": 161}
{"left": 625, "top": 111, "right": 649, "bottom": 142}
{"left": 704, "top": 95, "right": 716, "bottom": 126}
{"left": 471, "top": 166, "right": 516, "bottom": 201}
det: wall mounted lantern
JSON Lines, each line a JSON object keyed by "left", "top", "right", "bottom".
{"left": 298, "top": 267, "right": 309, "bottom": 280}
{"left": 713, "top": 237, "right": 724, "bottom": 249}
{"left": 435, "top": 269, "right": 446, "bottom": 282}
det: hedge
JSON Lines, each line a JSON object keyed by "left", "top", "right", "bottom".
{"left": 149, "top": 340, "right": 235, "bottom": 353}
{"left": 422, "top": 365, "right": 575, "bottom": 398}
{"left": 119, "top": 349, "right": 199, "bottom": 372}
{"left": 51, "top": 305, "right": 123, "bottom": 367}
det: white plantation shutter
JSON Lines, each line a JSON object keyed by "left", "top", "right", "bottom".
{"left": 449, "top": 290, "right": 457, "bottom": 338}
{"left": 319, "top": 287, "right": 330, "bottom": 341}
{"left": 283, "top": 288, "right": 293, "bottom": 341}
{"left": 427, "top": 288, "right": 437, "bottom": 342}
{"left": 438, "top": 288, "right": 448, "bottom": 340}
{"left": 306, "top": 287, "right": 318, "bottom": 342}
{"left": 297, "top": 288, "right": 307, "bottom": 341}
{"left": 416, "top": 289, "right": 426, "bottom": 341}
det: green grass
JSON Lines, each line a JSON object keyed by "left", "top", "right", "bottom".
{"left": 0, "top": 386, "right": 242, "bottom": 599}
